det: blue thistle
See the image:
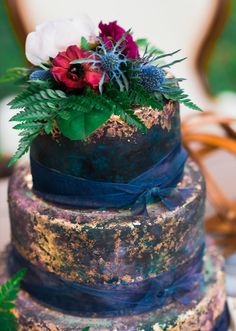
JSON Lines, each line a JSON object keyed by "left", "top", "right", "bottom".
{"left": 133, "top": 48, "right": 187, "bottom": 94}
{"left": 70, "top": 31, "right": 131, "bottom": 93}
{"left": 30, "top": 69, "right": 51, "bottom": 81}
{"left": 137, "top": 65, "right": 165, "bottom": 92}
{"left": 100, "top": 53, "right": 123, "bottom": 73}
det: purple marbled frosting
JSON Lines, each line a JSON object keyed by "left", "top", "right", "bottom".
{"left": 8, "top": 159, "right": 205, "bottom": 285}
{"left": 0, "top": 244, "right": 227, "bottom": 330}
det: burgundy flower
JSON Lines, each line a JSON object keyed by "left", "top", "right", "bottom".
{"left": 99, "top": 21, "right": 139, "bottom": 59}
{"left": 51, "top": 45, "right": 107, "bottom": 90}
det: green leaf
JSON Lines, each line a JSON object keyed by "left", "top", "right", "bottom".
{"left": 0, "top": 67, "right": 29, "bottom": 84}
{"left": 0, "top": 311, "right": 18, "bottom": 331}
{"left": 136, "top": 38, "right": 149, "bottom": 48}
{"left": 57, "top": 86, "right": 150, "bottom": 139}
{"left": 82, "top": 327, "right": 90, "bottom": 331}
{"left": 57, "top": 109, "right": 112, "bottom": 140}
{"left": 81, "top": 37, "right": 90, "bottom": 50}
{"left": 136, "top": 38, "right": 163, "bottom": 55}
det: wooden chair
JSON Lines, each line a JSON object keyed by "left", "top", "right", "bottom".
{"left": 182, "top": 112, "right": 236, "bottom": 256}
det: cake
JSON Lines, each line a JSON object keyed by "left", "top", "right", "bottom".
{"left": 0, "top": 16, "right": 229, "bottom": 330}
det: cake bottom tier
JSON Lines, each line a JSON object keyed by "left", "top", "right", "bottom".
{"left": 0, "top": 245, "right": 229, "bottom": 331}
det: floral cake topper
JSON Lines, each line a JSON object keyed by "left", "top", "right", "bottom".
{"left": 0, "top": 16, "right": 200, "bottom": 165}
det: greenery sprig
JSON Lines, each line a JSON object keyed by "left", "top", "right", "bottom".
{"left": 0, "top": 68, "right": 29, "bottom": 84}
{"left": 0, "top": 269, "right": 26, "bottom": 331}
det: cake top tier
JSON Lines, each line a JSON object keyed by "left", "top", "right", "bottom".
{"left": 1, "top": 16, "right": 200, "bottom": 166}
{"left": 30, "top": 104, "right": 181, "bottom": 182}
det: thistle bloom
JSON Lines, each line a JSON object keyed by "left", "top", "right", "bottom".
{"left": 137, "top": 65, "right": 165, "bottom": 92}
{"left": 51, "top": 45, "right": 107, "bottom": 90}
{"left": 71, "top": 33, "right": 129, "bottom": 93}
{"left": 99, "top": 21, "right": 139, "bottom": 59}
{"left": 29, "top": 70, "right": 51, "bottom": 81}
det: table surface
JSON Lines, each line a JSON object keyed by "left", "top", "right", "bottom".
{"left": 1, "top": 177, "right": 236, "bottom": 330}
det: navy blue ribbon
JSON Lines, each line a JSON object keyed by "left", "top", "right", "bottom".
{"left": 30, "top": 144, "right": 190, "bottom": 215}
{"left": 8, "top": 246, "right": 204, "bottom": 317}
{"left": 212, "top": 304, "right": 230, "bottom": 331}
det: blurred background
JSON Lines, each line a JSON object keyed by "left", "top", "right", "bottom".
{"left": 0, "top": 0, "right": 236, "bottom": 326}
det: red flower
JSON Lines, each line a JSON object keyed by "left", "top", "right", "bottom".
{"left": 99, "top": 21, "right": 139, "bottom": 59}
{"left": 51, "top": 45, "right": 106, "bottom": 90}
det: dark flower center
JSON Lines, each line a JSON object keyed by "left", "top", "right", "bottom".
{"left": 69, "top": 64, "right": 85, "bottom": 78}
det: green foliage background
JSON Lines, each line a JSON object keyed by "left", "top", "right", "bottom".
{"left": 207, "top": 0, "right": 236, "bottom": 94}
{"left": 0, "top": 0, "right": 25, "bottom": 100}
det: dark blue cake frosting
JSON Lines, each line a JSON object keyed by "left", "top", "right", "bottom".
{"left": 30, "top": 105, "right": 181, "bottom": 183}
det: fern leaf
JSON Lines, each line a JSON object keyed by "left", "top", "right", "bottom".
{"left": 8, "top": 86, "right": 39, "bottom": 108}
{"left": 59, "top": 96, "right": 94, "bottom": 113}
{"left": 58, "top": 110, "right": 72, "bottom": 120}
{"left": 27, "top": 79, "right": 54, "bottom": 89}
{"left": 0, "top": 67, "right": 29, "bottom": 84}
{"left": 89, "top": 93, "right": 118, "bottom": 113}
{"left": 10, "top": 108, "right": 55, "bottom": 122}
{"left": 9, "top": 89, "right": 66, "bottom": 109}
{"left": 8, "top": 130, "right": 40, "bottom": 166}
{"left": 44, "top": 121, "right": 54, "bottom": 134}
{"left": 180, "top": 99, "right": 201, "bottom": 110}
{"left": 117, "top": 109, "right": 147, "bottom": 132}
{"left": 103, "top": 87, "right": 147, "bottom": 132}
{"left": 60, "top": 90, "right": 116, "bottom": 115}
{"left": 0, "top": 269, "right": 26, "bottom": 311}
{"left": 0, "top": 270, "right": 26, "bottom": 331}
{"left": 18, "top": 129, "right": 40, "bottom": 136}
{"left": 164, "top": 90, "right": 201, "bottom": 111}
{"left": 13, "top": 122, "right": 45, "bottom": 130}
{"left": 129, "top": 83, "right": 164, "bottom": 110}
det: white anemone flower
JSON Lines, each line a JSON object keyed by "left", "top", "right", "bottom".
{"left": 25, "top": 15, "right": 96, "bottom": 66}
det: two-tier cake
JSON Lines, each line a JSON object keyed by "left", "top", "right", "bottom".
{"left": 0, "top": 16, "right": 229, "bottom": 330}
